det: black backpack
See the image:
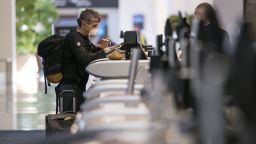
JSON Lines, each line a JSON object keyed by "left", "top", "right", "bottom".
{"left": 37, "top": 34, "right": 65, "bottom": 93}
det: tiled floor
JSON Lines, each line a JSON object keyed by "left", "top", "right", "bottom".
{"left": 0, "top": 54, "right": 96, "bottom": 130}
{"left": 0, "top": 55, "right": 56, "bottom": 130}
{"left": 15, "top": 81, "right": 56, "bottom": 130}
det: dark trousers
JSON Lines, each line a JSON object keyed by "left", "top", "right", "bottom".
{"left": 55, "top": 83, "right": 85, "bottom": 113}
{"left": 75, "top": 87, "right": 85, "bottom": 112}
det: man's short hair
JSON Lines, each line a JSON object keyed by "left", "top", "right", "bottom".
{"left": 77, "top": 9, "right": 101, "bottom": 26}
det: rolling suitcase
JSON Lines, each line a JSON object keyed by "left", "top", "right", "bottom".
{"left": 56, "top": 84, "right": 77, "bottom": 114}
{"left": 45, "top": 84, "right": 77, "bottom": 137}
{"left": 45, "top": 113, "right": 75, "bottom": 137}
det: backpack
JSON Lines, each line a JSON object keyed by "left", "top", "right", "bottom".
{"left": 37, "top": 34, "right": 65, "bottom": 93}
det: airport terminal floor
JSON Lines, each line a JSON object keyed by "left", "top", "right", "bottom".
{"left": 0, "top": 55, "right": 55, "bottom": 144}
{"left": 0, "top": 55, "right": 55, "bottom": 130}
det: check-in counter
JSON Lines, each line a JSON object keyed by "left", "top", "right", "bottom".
{"left": 86, "top": 58, "right": 149, "bottom": 82}
{"left": 75, "top": 53, "right": 151, "bottom": 137}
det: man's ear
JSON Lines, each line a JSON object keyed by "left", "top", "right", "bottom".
{"left": 83, "top": 22, "right": 91, "bottom": 34}
{"left": 81, "top": 21, "right": 86, "bottom": 29}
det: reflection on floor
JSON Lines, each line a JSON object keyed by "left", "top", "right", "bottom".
{"left": 16, "top": 82, "right": 56, "bottom": 130}
{"left": 0, "top": 54, "right": 56, "bottom": 130}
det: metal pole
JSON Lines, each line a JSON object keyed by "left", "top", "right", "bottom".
{"left": 126, "top": 48, "right": 141, "bottom": 95}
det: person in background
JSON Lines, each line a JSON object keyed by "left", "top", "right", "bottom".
{"left": 194, "top": 2, "right": 230, "bottom": 53}
{"left": 59, "top": 9, "right": 115, "bottom": 112}
{"left": 133, "top": 24, "right": 147, "bottom": 45}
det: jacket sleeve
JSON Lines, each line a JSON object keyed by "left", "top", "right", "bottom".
{"left": 91, "top": 45, "right": 103, "bottom": 52}
{"left": 67, "top": 35, "right": 106, "bottom": 65}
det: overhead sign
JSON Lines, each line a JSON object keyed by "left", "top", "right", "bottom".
{"left": 55, "top": 0, "right": 118, "bottom": 8}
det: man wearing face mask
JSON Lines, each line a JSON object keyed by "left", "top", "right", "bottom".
{"left": 59, "top": 9, "right": 113, "bottom": 112}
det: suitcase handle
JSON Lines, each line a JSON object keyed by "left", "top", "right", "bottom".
{"left": 59, "top": 90, "right": 76, "bottom": 96}
{"left": 55, "top": 85, "right": 77, "bottom": 114}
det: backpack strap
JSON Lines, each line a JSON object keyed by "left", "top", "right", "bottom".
{"left": 56, "top": 91, "right": 59, "bottom": 114}
{"left": 44, "top": 70, "right": 48, "bottom": 94}
{"left": 44, "top": 79, "right": 47, "bottom": 94}
{"left": 55, "top": 86, "right": 59, "bottom": 114}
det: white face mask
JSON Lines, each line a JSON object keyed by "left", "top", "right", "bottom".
{"left": 89, "top": 28, "right": 98, "bottom": 38}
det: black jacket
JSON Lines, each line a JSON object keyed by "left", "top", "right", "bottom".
{"left": 198, "top": 23, "right": 230, "bottom": 53}
{"left": 61, "top": 30, "right": 106, "bottom": 89}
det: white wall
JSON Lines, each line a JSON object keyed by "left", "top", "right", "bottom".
{"left": 0, "top": 0, "right": 16, "bottom": 84}
{"left": 0, "top": 0, "right": 16, "bottom": 71}
{"left": 0, "top": 0, "right": 17, "bottom": 129}
{"left": 0, "top": 0, "right": 16, "bottom": 59}
{"left": 214, "top": 0, "right": 244, "bottom": 42}
{"left": 153, "top": 0, "right": 170, "bottom": 36}
{"left": 96, "top": 8, "right": 119, "bottom": 42}
{"left": 119, "top": 0, "right": 158, "bottom": 45}
{"left": 118, "top": 0, "right": 214, "bottom": 46}
{"left": 167, "top": 0, "right": 214, "bottom": 16}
